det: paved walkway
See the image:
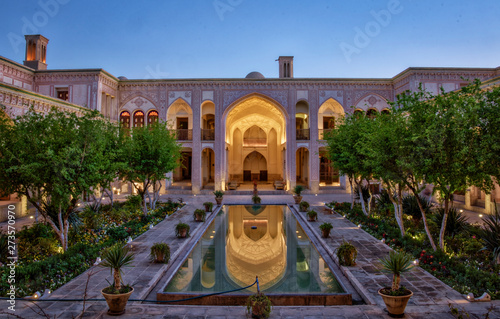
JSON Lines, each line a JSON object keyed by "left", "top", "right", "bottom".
{"left": 8, "top": 194, "right": 500, "bottom": 318}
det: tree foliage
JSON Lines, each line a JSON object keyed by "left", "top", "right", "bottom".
{"left": 0, "top": 106, "right": 117, "bottom": 251}
{"left": 119, "top": 122, "right": 181, "bottom": 215}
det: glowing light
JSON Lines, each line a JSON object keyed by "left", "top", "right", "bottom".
{"left": 30, "top": 216, "right": 34, "bottom": 219}
{"left": 77, "top": 203, "right": 81, "bottom": 207}
{"left": 381, "top": 238, "right": 385, "bottom": 243}
{"left": 149, "top": 224, "right": 154, "bottom": 229}
{"left": 357, "top": 224, "right": 361, "bottom": 228}
{"left": 33, "top": 291, "right": 41, "bottom": 299}
{"left": 315, "top": 194, "right": 318, "bottom": 196}
{"left": 413, "top": 259, "right": 419, "bottom": 265}
{"left": 127, "top": 236, "right": 133, "bottom": 244}
{"left": 212, "top": 231, "right": 215, "bottom": 233}
{"left": 210, "top": 236, "right": 214, "bottom": 239}
{"left": 298, "top": 236, "right": 302, "bottom": 239}
{"left": 460, "top": 209, "right": 463, "bottom": 212}
{"left": 296, "top": 231, "right": 299, "bottom": 233}
{"left": 479, "top": 214, "right": 483, "bottom": 218}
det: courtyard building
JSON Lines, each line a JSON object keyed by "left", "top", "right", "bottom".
{"left": 1, "top": 34, "right": 500, "bottom": 219}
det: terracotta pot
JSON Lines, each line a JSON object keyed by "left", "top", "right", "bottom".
{"left": 378, "top": 288, "right": 413, "bottom": 316}
{"left": 195, "top": 214, "right": 204, "bottom": 222}
{"left": 215, "top": 197, "right": 223, "bottom": 205}
{"left": 308, "top": 216, "right": 317, "bottom": 222}
{"left": 101, "top": 287, "right": 134, "bottom": 316}
{"left": 178, "top": 228, "right": 188, "bottom": 238}
{"left": 204, "top": 205, "right": 211, "bottom": 212}
{"left": 294, "top": 195, "right": 302, "bottom": 204}
{"left": 321, "top": 229, "right": 331, "bottom": 238}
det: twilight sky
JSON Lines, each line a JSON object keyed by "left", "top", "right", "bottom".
{"left": 1, "top": 0, "right": 499, "bottom": 79}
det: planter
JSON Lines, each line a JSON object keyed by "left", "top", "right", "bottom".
{"left": 101, "top": 287, "right": 134, "bottom": 316}
{"left": 378, "top": 288, "right": 413, "bottom": 317}
{"left": 215, "top": 197, "right": 223, "bottom": 205}
{"left": 195, "top": 214, "right": 204, "bottom": 222}
{"left": 321, "top": 229, "right": 331, "bottom": 238}
{"left": 294, "top": 195, "right": 302, "bottom": 204}
{"left": 178, "top": 228, "right": 188, "bottom": 238}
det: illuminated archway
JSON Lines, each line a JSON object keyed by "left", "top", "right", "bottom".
{"left": 224, "top": 94, "right": 287, "bottom": 184}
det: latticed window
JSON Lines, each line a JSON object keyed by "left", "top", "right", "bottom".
{"left": 120, "top": 111, "right": 130, "bottom": 129}
{"left": 148, "top": 110, "right": 158, "bottom": 125}
{"left": 133, "top": 111, "right": 144, "bottom": 127}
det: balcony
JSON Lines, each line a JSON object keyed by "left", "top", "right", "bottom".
{"left": 174, "top": 129, "right": 193, "bottom": 141}
{"left": 296, "top": 128, "right": 310, "bottom": 140}
{"left": 319, "top": 129, "right": 333, "bottom": 140}
{"left": 201, "top": 129, "right": 215, "bottom": 141}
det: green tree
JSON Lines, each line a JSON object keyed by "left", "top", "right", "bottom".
{"left": 361, "top": 109, "right": 407, "bottom": 236}
{"left": 400, "top": 81, "right": 492, "bottom": 250}
{"left": 0, "top": 106, "right": 116, "bottom": 251}
{"left": 119, "top": 122, "right": 181, "bottom": 215}
{"left": 325, "top": 113, "right": 374, "bottom": 215}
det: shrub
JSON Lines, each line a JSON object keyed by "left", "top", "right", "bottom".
{"left": 299, "top": 201, "right": 310, "bottom": 212}
{"left": 479, "top": 208, "right": 500, "bottom": 264}
{"left": 402, "top": 194, "right": 433, "bottom": 223}
{"left": 149, "top": 242, "right": 170, "bottom": 263}
{"left": 293, "top": 185, "right": 304, "bottom": 196}
{"left": 246, "top": 292, "right": 272, "bottom": 319}
{"left": 252, "top": 195, "right": 261, "bottom": 204}
{"left": 193, "top": 209, "right": 206, "bottom": 222}
{"left": 336, "top": 240, "right": 357, "bottom": 266}
{"left": 203, "top": 202, "right": 214, "bottom": 212}
{"left": 175, "top": 223, "right": 190, "bottom": 237}
{"left": 307, "top": 210, "right": 317, "bottom": 221}
{"left": 214, "top": 190, "right": 224, "bottom": 198}
{"left": 433, "top": 208, "right": 469, "bottom": 238}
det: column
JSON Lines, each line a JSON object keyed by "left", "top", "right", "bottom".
{"left": 465, "top": 188, "right": 472, "bottom": 210}
{"left": 192, "top": 89, "right": 202, "bottom": 194}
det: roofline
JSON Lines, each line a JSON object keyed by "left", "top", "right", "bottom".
{"left": 35, "top": 68, "right": 119, "bottom": 81}
{"left": 0, "top": 82, "right": 89, "bottom": 112}
{"left": 392, "top": 66, "right": 498, "bottom": 80}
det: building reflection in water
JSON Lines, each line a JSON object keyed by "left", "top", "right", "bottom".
{"left": 164, "top": 205, "right": 342, "bottom": 294}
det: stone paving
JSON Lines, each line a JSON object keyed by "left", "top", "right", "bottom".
{"left": 9, "top": 193, "right": 500, "bottom": 318}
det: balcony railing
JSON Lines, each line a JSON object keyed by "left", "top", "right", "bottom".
{"left": 319, "top": 129, "right": 333, "bottom": 140}
{"left": 296, "top": 128, "right": 310, "bottom": 140}
{"left": 201, "top": 129, "right": 215, "bottom": 141}
{"left": 243, "top": 138, "right": 267, "bottom": 147}
{"left": 174, "top": 129, "right": 193, "bottom": 141}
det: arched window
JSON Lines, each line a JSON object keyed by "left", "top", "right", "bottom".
{"left": 366, "top": 109, "right": 378, "bottom": 119}
{"left": 148, "top": 110, "right": 158, "bottom": 126}
{"left": 120, "top": 111, "right": 130, "bottom": 129}
{"left": 133, "top": 111, "right": 144, "bottom": 127}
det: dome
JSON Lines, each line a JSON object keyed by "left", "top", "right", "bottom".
{"left": 118, "top": 76, "right": 128, "bottom": 80}
{"left": 245, "top": 71, "right": 265, "bottom": 79}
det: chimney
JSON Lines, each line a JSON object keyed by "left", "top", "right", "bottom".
{"left": 23, "top": 34, "right": 49, "bottom": 70}
{"left": 278, "top": 56, "right": 293, "bottom": 78}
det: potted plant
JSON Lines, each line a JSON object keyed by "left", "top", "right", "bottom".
{"left": 214, "top": 190, "right": 224, "bottom": 205}
{"left": 245, "top": 292, "right": 272, "bottom": 319}
{"left": 299, "top": 201, "right": 310, "bottom": 212}
{"left": 149, "top": 242, "right": 170, "bottom": 263}
{"left": 175, "top": 223, "right": 190, "bottom": 238}
{"left": 193, "top": 209, "right": 206, "bottom": 222}
{"left": 293, "top": 185, "right": 305, "bottom": 204}
{"left": 252, "top": 194, "right": 261, "bottom": 204}
{"left": 336, "top": 240, "right": 357, "bottom": 266}
{"left": 319, "top": 222, "right": 333, "bottom": 238}
{"left": 99, "top": 244, "right": 135, "bottom": 315}
{"left": 378, "top": 251, "right": 414, "bottom": 317}
{"left": 203, "top": 201, "right": 213, "bottom": 213}
{"left": 306, "top": 210, "right": 317, "bottom": 222}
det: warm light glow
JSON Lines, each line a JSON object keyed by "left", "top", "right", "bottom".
{"left": 357, "top": 224, "right": 361, "bottom": 228}
{"left": 30, "top": 216, "right": 34, "bottom": 219}
{"left": 212, "top": 231, "right": 215, "bottom": 233}
{"left": 479, "top": 214, "right": 483, "bottom": 218}
{"left": 210, "top": 236, "right": 214, "bottom": 239}
{"left": 298, "top": 236, "right": 302, "bottom": 239}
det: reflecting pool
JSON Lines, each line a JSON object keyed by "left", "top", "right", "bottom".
{"left": 164, "top": 205, "right": 343, "bottom": 294}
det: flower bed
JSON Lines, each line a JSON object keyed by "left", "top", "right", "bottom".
{"left": 0, "top": 197, "right": 183, "bottom": 297}
{"left": 331, "top": 201, "right": 500, "bottom": 299}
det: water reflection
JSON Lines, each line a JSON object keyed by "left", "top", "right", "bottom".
{"left": 164, "top": 205, "right": 343, "bottom": 294}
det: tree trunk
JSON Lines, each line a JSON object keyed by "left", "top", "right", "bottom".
{"left": 349, "top": 175, "right": 354, "bottom": 209}
{"left": 387, "top": 182, "right": 405, "bottom": 237}
{"left": 366, "top": 179, "right": 373, "bottom": 216}
{"left": 439, "top": 196, "right": 450, "bottom": 250}
{"left": 408, "top": 184, "right": 437, "bottom": 250}
{"left": 358, "top": 182, "right": 368, "bottom": 216}
{"left": 392, "top": 273, "right": 400, "bottom": 291}
{"left": 104, "top": 188, "right": 114, "bottom": 207}
{"left": 114, "top": 269, "right": 121, "bottom": 290}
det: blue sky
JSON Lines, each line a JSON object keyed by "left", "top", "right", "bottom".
{"left": 1, "top": 0, "right": 499, "bottom": 79}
